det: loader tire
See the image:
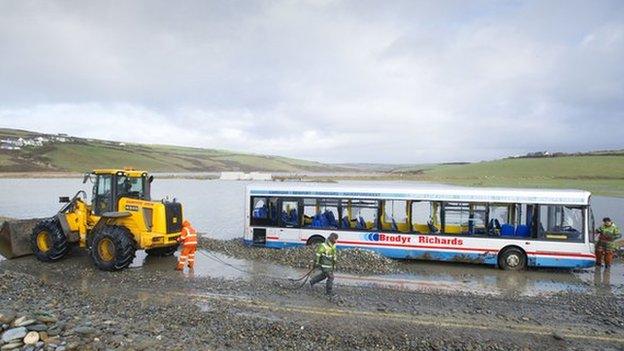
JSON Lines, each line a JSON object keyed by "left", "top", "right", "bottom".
{"left": 145, "top": 244, "right": 179, "bottom": 257}
{"left": 90, "top": 225, "right": 136, "bottom": 271}
{"left": 31, "top": 217, "right": 69, "bottom": 262}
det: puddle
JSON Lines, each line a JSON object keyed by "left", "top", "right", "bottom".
{"left": 166, "top": 249, "right": 624, "bottom": 297}
{"left": 2, "top": 248, "right": 623, "bottom": 298}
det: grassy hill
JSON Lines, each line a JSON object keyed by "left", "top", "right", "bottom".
{"left": 0, "top": 128, "right": 346, "bottom": 173}
{"left": 414, "top": 154, "right": 624, "bottom": 197}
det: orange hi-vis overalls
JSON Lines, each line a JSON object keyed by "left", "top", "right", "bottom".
{"left": 176, "top": 225, "right": 197, "bottom": 270}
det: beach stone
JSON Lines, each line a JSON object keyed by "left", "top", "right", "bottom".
{"left": 1, "top": 327, "right": 27, "bottom": 343}
{"left": 26, "top": 324, "right": 48, "bottom": 332}
{"left": 73, "top": 326, "right": 96, "bottom": 336}
{"left": 43, "top": 336, "right": 60, "bottom": 345}
{"left": 35, "top": 314, "right": 57, "bottom": 324}
{"left": 0, "top": 342, "right": 23, "bottom": 351}
{"left": 12, "top": 317, "right": 35, "bottom": 327}
{"left": 0, "top": 311, "right": 15, "bottom": 325}
{"left": 36, "top": 341, "right": 45, "bottom": 348}
{"left": 47, "top": 326, "right": 60, "bottom": 336}
{"left": 23, "top": 331, "right": 40, "bottom": 345}
{"left": 38, "top": 331, "right": 48, "bottom": 340}
{"left": 23, "top": 345, "right": 35, "bottom": 351}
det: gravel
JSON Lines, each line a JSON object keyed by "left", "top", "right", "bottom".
{"left": 198, "top": 237, "right": 400, "bottom": 274}
{"left": 2, "top": 247, "right": 624, "bottom": 350}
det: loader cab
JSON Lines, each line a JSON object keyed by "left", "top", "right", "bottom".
{"left": 90, "top": 169, "right": 151, "bottom": 216}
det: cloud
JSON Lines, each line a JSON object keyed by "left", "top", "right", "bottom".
{"left": 0, "top": 0, "right": 622, "bottom": 163}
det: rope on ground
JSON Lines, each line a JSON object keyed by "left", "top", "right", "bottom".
{"left": 196, "top": 249, "right": 315, "bottom": 286}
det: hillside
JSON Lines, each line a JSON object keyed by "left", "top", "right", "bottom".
{"left": 0, "top": 128, "right": 346, "bottom": 173}
{"left": 414, "top": 155, "right": 624, "bottom": 197}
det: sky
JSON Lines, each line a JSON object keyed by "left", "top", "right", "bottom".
{"left": 0, "top": 1, "right": 622, "bottom": 164}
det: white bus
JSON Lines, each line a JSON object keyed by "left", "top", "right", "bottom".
{"left": 244, "top": 184, "right": 596, "bottom": 270}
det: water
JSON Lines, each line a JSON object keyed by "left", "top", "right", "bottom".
{"left": 0, "top": 178, "right": 621, "bottom": 237}
{"left": 0, "top": 178, "right": 248, "bottom": 238}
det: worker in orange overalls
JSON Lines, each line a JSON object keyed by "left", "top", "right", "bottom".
{"left": 176, "top": 220, "right": 197, "bottom": 271}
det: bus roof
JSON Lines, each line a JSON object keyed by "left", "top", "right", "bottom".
{"left": 246, "top": 183, "right": 591, "bottom": 205}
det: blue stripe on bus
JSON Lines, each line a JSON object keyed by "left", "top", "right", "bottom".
{"left": 243, "top": 240, "right": 594, "bottom": 269}
{"left": 530, "top": 256, "right": 594, "bottom": 268}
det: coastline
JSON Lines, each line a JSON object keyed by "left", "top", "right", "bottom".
{"left": 0, "top": 172, "right": 622, "bottom": 198}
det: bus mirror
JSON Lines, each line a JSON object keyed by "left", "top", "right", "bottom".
{"left": 82, "top": 173, "right": 90, "bottom": 184}
{"left": 148, "top": 175, "right": 154, "bottom": 184}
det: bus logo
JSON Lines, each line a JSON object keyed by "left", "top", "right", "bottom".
{"left": 363, "top": 233, "right": 411, "bottom": 244}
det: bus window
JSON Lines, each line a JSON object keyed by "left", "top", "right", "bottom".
{"left": 279, "top": 199, "right": 300, "bottom": 227}
{"left": 303, "top": 198, "right": 318, "bottom": 227}
{"left": 470, "top": 204, "right": 487, "bottom": 235}
{"left": 342, "top": 199, "right": 379, "bottom": 231}
{"left": 537, "top": 205, "right": 584, "bottom": 242}
{"left": 303, "top": 198, "right": 339, "bottom": 229}
{"left": 251, "top": 197, "right": 278, "bottom": 226}
{"left": 411, "top": 201, "right": 440, "bottom": 233}
{"left": 442, "top": 202, "right": 470, "bottom": 235}
{"left": 382, "top": 200, "right": 408, "bottom": 233}
{"left": 487, "top": 205, "right": 510, "bottom": 236}
{"left": 498, "top": 203, "right": 537, "bottom": 238}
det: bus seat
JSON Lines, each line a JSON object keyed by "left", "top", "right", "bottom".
{"left": 324, "top": 211, "right": 338, "bottom": 228}
{"left": 311, "top": 213, "right": 324, "bottom": 227}
{"left": 357, "top": 216, "right": 366, "bottom": 229}
{"left": 280, "top": 211, "right": 289, "bottom": 225}
{"left": 289, "top": 209, "right": 298, "bottom": 224}
{"left": 341, "top": 216, "right": 349, "bottom": 228}
{"left": 500, "top": 224, "right": 515, "bottom": 236}
{"left": 253, "top": 206, "right": 268, "bottom": 218}
{"left": 515, "top": 225, "right": 530, "bottom": 237}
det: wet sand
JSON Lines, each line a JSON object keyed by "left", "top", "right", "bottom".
{"left": 1, "top": 244, "right": 624, "bottom": 350}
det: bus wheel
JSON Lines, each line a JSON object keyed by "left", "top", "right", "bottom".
{"left": 306, "top": 236, "right": 325, "bottom": 246}
{"left": 498, "top": 247, "right": 526, "bottom": 271}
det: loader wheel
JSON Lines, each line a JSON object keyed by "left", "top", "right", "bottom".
{"left": 31, "top": 218, "right": 69, "bottom": 262}
{"left": 90, "top": 226, "right": 136, "bottom": 271}
{"left": 145, "top": 244, "right": 179, "bottom": 257}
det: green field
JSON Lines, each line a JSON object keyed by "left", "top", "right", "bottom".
{"left": 0, "top": 128, "right": 345, "bottom": 173}
{"left": 415, "top": 155, "right": 624, "bottom": 197}
{"left": 2, "top": 128, "right": 623, "bottom": 197}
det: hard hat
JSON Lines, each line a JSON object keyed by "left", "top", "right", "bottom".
{"left": 183, "top": 220, "right": 191, "bottom": 227}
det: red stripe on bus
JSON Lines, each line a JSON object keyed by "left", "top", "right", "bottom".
{"left": 267, "top": 236, "right": 279, "bottom": 240}
{"left": 299, "top": 238, "right": 595, "bottom": 259}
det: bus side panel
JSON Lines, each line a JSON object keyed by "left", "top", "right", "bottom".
{"left": 525, "top": 241, "right": 595, "bottom": 268}
{"left": 530, "top": 256, "right": 594, "bottom": 268}
{"left": 265, "top": 227, "right": 301, "bottom": 248}
{"left": 336, "top": 244, "right": 499, "bottom": 265}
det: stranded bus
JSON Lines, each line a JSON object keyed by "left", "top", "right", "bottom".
{"left": 244, "top": 184, "right": 595, "bottom": 270}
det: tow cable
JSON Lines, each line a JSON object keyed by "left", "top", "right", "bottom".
{"left": 196, "top": 249, "right": 316, "bottom": 289}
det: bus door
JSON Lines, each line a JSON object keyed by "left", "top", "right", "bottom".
{"left": 275, "top": 198, "right": 301, "bottom": 242}
{"left": 250, "top": 196, "right": 279, "bottom": 245}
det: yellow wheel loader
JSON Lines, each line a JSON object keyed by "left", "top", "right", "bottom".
{"left": 30, "top": 169, "right": 183, "bottom": 271}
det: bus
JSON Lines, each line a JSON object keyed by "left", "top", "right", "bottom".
{"left": 244, "top": 184, "right": 596, "bottom": 270}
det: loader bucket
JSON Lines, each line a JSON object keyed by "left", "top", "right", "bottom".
{"left": 0, "top": 218, "right": 43, "bottom": 259}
